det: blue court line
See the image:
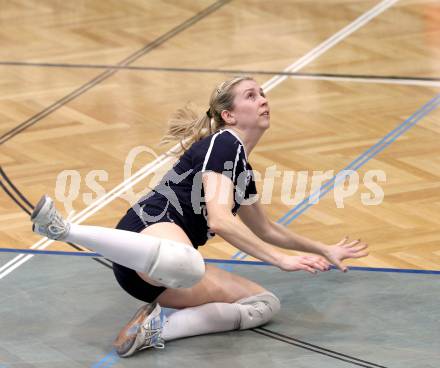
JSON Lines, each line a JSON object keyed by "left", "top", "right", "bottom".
{"left": 285, "top": 94, "right": 440, "bottom": 225}
{"left": 91, "top": 350, "right": 118, "bottom": 368}
{"left": 207, "top": 259, "right": 440, "bottom": 275}
{"left": 0, "top": 248, "right": 101, "bottom": 256}
{"left": 281, "top": 93, "right": 440, "bottom": 225}
{"left": 339, "top": 266, "right": 440, "bottom": 275}
{"left": 232, "top": 93, "right": 440, "bottom": 258}
{"left": 1, "top": 248, "right": 439, "bottom": 275}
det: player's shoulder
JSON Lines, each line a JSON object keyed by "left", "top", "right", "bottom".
{"left": 191, "top": 129, "right": 241, "bottom": 153}
{"left": 215, "top": 129, "right": 242, "bottom": 147}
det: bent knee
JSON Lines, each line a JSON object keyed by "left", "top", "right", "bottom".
{"left": 148, "top": 239, "right": 205, "bottom": 289}
{"left": 235, "top": 291, "right": 281, "bottom": 330}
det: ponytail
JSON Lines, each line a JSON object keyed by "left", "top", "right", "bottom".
{"left": 160, "top": 106, "right": 214, "bottom": 154}
{"left": 160, "top": 76, "right": 253, "bottom": 156}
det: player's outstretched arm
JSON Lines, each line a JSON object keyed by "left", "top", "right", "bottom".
{"left": 238, "top": 200, "right": 368, "bottom": 272}
{"left": 203, "top": 172, "right": 330, "bottom": 274}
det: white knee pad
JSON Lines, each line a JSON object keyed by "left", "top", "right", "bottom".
{"left": 236, "top": 292, "right": 280, "bottom": 330}
{"left": 147, "top": 238, "right": 205, "bottom": 289}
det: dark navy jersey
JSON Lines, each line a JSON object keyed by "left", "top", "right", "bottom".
{"left": 132, "top": 129, "right": 257, "bottom": 247}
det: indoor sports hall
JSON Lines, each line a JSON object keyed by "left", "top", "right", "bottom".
{"left": 1, "top": 1, "right": 439, "bottom": 367}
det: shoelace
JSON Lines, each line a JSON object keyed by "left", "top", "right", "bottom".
{"left": 47, "top": 212, "right": 67, "bottom": 236}
{"left": 139, "top": 315, "right": 165, "bottom": 350}
{"left": 139, "top": 327, "right": 164, "bottom": 350}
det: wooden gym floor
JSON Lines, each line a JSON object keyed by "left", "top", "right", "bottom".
{"left": 0, "top": 0, "right": 439, "bottom": 367}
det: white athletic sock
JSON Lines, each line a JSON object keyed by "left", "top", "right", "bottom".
{"left": 66, "top": 224, "right": 160, "bottom": 273}
{"left": 161, "top": 302, "right": 241, "bottom": 341}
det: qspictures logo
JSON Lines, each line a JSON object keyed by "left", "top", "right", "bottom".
{"left": 54, "top": 145, "right": 386, "bottom": 220}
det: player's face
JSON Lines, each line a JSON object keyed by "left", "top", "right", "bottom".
{"left": 229, "top": 80, "right": 270, "bottom": 130}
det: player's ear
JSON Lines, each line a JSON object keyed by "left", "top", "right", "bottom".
{"left": 221, "top": 110, "right": 236, "bottom": 126}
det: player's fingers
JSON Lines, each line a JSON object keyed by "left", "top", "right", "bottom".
{"left": 299, "top": 260, "right": 319, "bottom": 274}
{"left": 336, "top": 236, "right": 349, "bottom": 246}
{"left": 314, "top": 258, "right": 330, "bottom": 271}
{"left": 343, "top": 239, "right": 361, "bottom": 248}
{"left": 291, "top": 261, "right": 316, "bottom": 274}
{"left": 350, "top": 251, "right": 369, "bottom": 259}
{"left": 322, "top": 262, "right": 330, "bottom": 271}
{"left": 308, "top": 259, "right": 329, "bottom": 272}
{"left": 314, "top": 262, "right": 327, "bottom": 272}
{"left": 333, "top": 259, "right": 348, "bottom": 273}
{"left": 350, "top": 243, "right": 368, "bottom": 253}
{"left": 305, "top": 255, "right": 330, "bottom": 267}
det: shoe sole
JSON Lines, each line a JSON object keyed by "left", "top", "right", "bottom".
{"left": 31, "top": 195, "right": 52, "bottom": 223}
{"left": 113, "top": 302, "right": 158, "bottom": 357}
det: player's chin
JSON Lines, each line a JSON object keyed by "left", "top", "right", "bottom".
{"left": 258, "top": 116, "right": 270, "bottom": 130}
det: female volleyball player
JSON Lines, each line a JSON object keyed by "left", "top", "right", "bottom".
{"left": 30, "top": 76, "right": 368, "bottom": 357}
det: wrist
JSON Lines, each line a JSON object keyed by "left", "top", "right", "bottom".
{"left": 273, "top": 252, "right": 285, "bottom": 269}
{"left": 314, "top": 241, "right": 328, "bottom": 256}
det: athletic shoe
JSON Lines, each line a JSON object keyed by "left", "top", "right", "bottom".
{"left": 31, "top": 195, "right": 70, "bottom": 240}
{"left": 113, "top": 302, "right": 164, "bottom": 357}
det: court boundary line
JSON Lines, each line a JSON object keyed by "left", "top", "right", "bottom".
{"left": 0, "top": 248, "right": 439, "bottom": 275}
{"left": 289, "top": 74, "right": 440, "bottom": 87}
{"left": 0, "top": 0, "right": 398, "bottom": 280}
{"left": 1, "top": 61, "right": 438, "bottom": 87}
{"left": 0, "top": 177, "right": 32, "bottom": 215}
{"left": 1, "top": 60, "right": 439, "bottom": 82}
{"left": 91, "top": 350, "right": 118, "bottom": 368}
{"left": 253, "top": 328, "right": 388, "bottom": 368}
{"left": 0, "top": 167, "right": 33, "bottom": 211}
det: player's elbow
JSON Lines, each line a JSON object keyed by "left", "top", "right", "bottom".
{"left": 207, "top": 217, "right": 224, "bottom": 234}
{"left": 207, "top": 213, "right": 234, "bottom": 235}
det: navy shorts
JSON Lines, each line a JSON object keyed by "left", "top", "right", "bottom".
{"left": 112, "top": 205, "right": 184, "bottom": 303}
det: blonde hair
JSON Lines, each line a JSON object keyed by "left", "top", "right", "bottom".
{"left": 160, "top": 76, "right": 254, "bottom": 155}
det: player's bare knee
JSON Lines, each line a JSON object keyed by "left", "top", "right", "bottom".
{"left": 147, "top": 238, "right": 205, "bottom": 289}
{"left": 235, "top": 291, "right": 280, "bottom": 330}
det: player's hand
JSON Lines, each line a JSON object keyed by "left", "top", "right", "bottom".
{"left": 278, "top": 254, "right": 331, "bottom": 274}
{"left": 322, "top": 236, "right": 369, "bottom": 272}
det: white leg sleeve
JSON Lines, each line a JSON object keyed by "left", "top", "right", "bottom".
{"left": 66, "top": 224, "right": 205, "bottom": 288}
{"left": 236, "top": 292, "right": 281, "bottom": 330}
{"left": 160, "top": 292, "right": 280, "bottom": 341}
{"left": 161, "top": 302, "right": 241, "bottom": 341}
